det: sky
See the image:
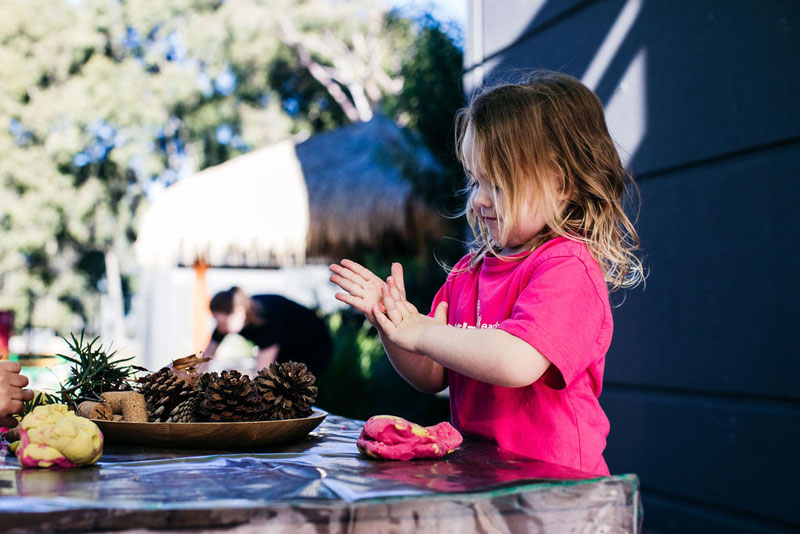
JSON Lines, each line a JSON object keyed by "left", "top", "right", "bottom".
{"left": 391, "top": 0, "right": 466, "bottom": 27}
{"left": 390, "top": 0, "right": 466, "bottom": 48}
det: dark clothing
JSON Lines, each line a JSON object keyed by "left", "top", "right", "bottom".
{"left": 211, "top": 295, "right": 331, "bottom": 376}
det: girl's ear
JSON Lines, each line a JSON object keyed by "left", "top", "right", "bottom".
{"left": 547, "top": 169, "right": 570, "bottom": 206}
{"left": 539, "top": 171, "right": 570, "bottom": 221}
{"left": 545, "top": 165, "right": 567, "bottom": 197}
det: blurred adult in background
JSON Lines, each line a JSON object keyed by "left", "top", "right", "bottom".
{"left": 203, "top": 287, "right": 331, "bottom": 377}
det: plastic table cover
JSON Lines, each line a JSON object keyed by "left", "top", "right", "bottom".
{"left": 0, "top": 414, "right": 641, "bottom": 533}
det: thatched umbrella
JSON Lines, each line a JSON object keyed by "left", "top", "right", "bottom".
{"left": 136, "top": 115, "right": 442, "bottom": 351}
{"left": 136, "top": 139, "right": 309, "bottom": 270}
{"left": 298, "top": 114, "right": 441, "bottom": 259}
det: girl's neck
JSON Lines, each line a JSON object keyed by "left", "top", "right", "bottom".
{"left": 497, "top": 230, "right": 552, "bottom": 256}
{"left": 499, "top": 243, "right": 532, "bottom": 256}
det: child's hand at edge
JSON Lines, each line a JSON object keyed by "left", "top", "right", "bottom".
{"left": 0, "top": 360, "right": 34, "bottom": 428}
{"left": 329, "top": 259, "right": 387, "bottom": 326}
{"left": 374, "top": 274, "right": 448, "bottom": 354}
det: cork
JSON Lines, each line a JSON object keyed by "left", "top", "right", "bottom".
{"left": 120, "top": 392, "right": 148, "bottom": 422}
{"left": 100, "top": 391, "right": 129, "bottom": 413}
{"left": 76, "top": 401, "right": 114, "bottom": 421}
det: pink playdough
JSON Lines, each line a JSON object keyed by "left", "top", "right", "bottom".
{"left": 16, "top": 428, "right": 79, "bottom": 469}
{"left": 357, "top": 415, "right": 463, "bottom": 460}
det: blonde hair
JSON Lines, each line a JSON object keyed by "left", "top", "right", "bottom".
{"left": 455, "top": 70, "right": 644, "bottom": 291}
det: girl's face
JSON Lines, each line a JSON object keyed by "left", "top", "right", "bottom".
{"left": 213, "top": 305, "right": 247, "bottom": 334}
{"left": 463, "top": 127, "right": 548, "bottom": 255}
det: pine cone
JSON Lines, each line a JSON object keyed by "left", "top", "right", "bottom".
{"left": 138, "top": 367, "right": 197, "bottom": 422}
{"left": 197, "top": 371, "right": 219, "bottom": 393}
{"left": 255, "top": 362, "right": 318, "bottom": 421}
{"left": 164, "top": 395, "right": 201, "bottom": 423}
{"left": 197, "top": 370, "right": 266, "bottom": 422}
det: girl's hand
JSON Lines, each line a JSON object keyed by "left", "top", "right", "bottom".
{"left": 388, "top": 262, "right": 407, "bottom": 299}
{"left": 373, "top": 277, "right": 448, "bottom": 353}
{"left": 329, "top": 259, "right": 387, "bottom": 325}
{"left": 0, "top": 361, "right": 34, "bottom": 428}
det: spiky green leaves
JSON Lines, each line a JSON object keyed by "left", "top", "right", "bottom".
{"left": 57, "top": 331, "right": 145, "bottom": 405}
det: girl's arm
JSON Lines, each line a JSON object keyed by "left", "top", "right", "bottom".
{"left": 329, "top": 260, "right": 447, "bottom": 393}
{"left": 376, "top": 276, "right": 551, "bottom": 388}
{"left": 376, "top": 301, "right": 448, "bottom": 393}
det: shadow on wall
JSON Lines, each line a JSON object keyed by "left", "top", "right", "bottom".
{"left": 470, "top": 1, "right": 800, "bottom": 532}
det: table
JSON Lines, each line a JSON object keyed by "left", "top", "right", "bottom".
{"left": 0, "top": 414, "right": 641, "bottom": 533}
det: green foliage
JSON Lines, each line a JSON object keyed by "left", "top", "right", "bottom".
{"left": 382, "top": 14, "right": 466, "bottom": 215}
{"left": 57, "top": 331, "right": 145, "bottom": 404}
{"left": 22, "top": 391, "right": 62, "bottom": 417}
{"left": 315, "top": 311, "right": 379, "bottom": 420}
{"left": 316, "top": 311, "right": 449, "bottom": 425}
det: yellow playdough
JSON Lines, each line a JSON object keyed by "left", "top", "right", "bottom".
{"left": 16, "top": 405, "right": 103, "bottom": 469}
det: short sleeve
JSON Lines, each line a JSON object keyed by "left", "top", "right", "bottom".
{"left": 498, "top": 255, "right": 606, "bottom": 389}
{"left": 428, "top": 254, "right": 471, "bottom": 318}
{"left": 428, "top": 284, "right": 449, "bottom": 317}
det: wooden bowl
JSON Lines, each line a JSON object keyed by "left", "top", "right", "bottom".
{"left": 94, "top": 410, "right": 327, "bottom": 449}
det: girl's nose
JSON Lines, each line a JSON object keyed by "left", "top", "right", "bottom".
{"left": 473, "top": 184, "right": 492, "bottom": 208}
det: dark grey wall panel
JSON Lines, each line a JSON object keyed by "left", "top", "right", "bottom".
{"left": 602, "top": 389, "right": 800, "bottom": 526}
{"left": 606, "top": 142, "right": 800, "bottom": 398}
{"left": 478, "top": 0, "right": 599, "bottom": 61}
{"left": 640, "top": 493, "right": 798, "bottom": 534}
{"left": 477, "top": 1, "right": 800, "bottom": 175}
{"left": 473, "top": 0, "right": 624, "bottom": 88}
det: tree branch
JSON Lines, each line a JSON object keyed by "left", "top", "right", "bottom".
{"left": 278, "top": 18, "right": 362, "bottom": 122}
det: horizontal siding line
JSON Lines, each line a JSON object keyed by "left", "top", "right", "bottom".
{"left": 641, "top": 487, "right": 800, "bottom": 531}
{"left": 464, "top": 0, "right": 598, "bottom": 73}
{"left": 635, "top": 134, "right": 800, "bottom": 181}
{"left": 603, "top": 381, "right": 800, "bottom": 410}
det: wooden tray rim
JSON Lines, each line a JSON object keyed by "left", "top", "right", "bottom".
{"left": 93, "top": 409, "right": 328, "bottom": 427}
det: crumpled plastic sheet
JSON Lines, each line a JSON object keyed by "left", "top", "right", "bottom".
{"left": 0, "top": 415, "right": 641, "bottom": 533}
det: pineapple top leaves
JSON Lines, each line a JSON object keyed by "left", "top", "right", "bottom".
{"left": 58, "top": 331, "right": 146, "bottom": 405}
{"left": 22, "top": 391, "right": 61, "bottom": 416}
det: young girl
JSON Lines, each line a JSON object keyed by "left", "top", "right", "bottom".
{"left": 329, "top": 71, "right": 643, "bottom": 476}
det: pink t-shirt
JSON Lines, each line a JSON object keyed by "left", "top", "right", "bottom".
{"left": 430, "top": 236, "right": 612, "bottom": 475}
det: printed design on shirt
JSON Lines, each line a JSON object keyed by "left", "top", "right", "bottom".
{"left": 454, "top": 299, "right": 499, "bottom": 330}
